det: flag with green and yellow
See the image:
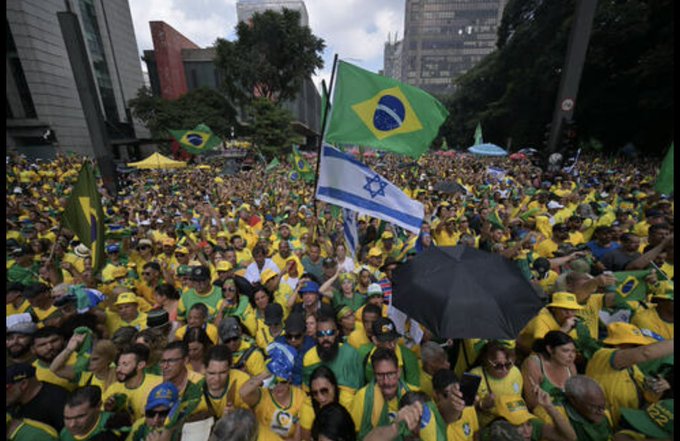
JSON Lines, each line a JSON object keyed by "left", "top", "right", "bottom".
{"left": 324, "top": 60, "right": 449, "bottom": 158}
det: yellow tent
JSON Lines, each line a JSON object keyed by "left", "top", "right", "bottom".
{"left": 127, "top": 152, "right": 187, "bottom": 170}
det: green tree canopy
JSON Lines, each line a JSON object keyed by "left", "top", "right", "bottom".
{"left": 214, "top": 8, "right": 325, "bottom": 106}
{"left": 248, "top": 98, "right": 303, "bottom": 158}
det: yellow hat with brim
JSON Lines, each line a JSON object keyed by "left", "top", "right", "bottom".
{"left": 115, "top": 292, "right": 139, "bottom": 306}
{"left": 494, "top": 396, "right": 534, "bottom": 426}
{"left": 603, "top": 322, "right": 657, "bottom": 346}
{"left": 367, "top": 247, "right": 382, "bottom": 257}
{"left": 175, "top": 246, "right": 189, "bottom": 254}
{"left": 216, "top": 261, "right": 233, "bottom": 272}
{"left": 546, "top": 292, "right": 584, "bottom": 310}
{"left": 261, "top": 268, "right": 278, "bottom": 284}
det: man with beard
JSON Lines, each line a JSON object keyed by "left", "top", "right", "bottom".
{"left": 6, "top": 362, "right": 69, "bottom": 432}
{"left": 31, "top": 326, "right": 77, "bottom": 391}
{"left": 102, "top": 343, "right": 162, "bottom": 421}
{"left": 7, "top": 313, "right": 36, "bottom": 365}
{"left": 302, "top": 313, "right": 365, "bottom": 410}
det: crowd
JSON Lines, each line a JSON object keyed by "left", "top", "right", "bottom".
{"left": 5, "top": 148, "right": 674, "bottom": 441}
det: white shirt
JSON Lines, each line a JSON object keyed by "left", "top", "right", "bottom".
{"left": 245, "top": 259, "right": 280, "bottom": 283}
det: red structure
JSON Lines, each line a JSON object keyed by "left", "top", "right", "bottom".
{"left": 149, "top": 21, "right": 200, "bottom": 100}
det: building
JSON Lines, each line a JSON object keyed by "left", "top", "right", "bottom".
{"left": 396, "top": 0, "right": 507, "bottom": 96}
{"left": 383, "top": 32, "right": 404, "bottom": 82}
{"left": 236, "top": 0, "right": 309, "bottom": 26}
{"left": 6, "top": 0, "right": 149, "bottom": 159}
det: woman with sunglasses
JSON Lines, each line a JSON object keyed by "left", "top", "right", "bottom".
{"left": 300, "top": 366, "right": 341, "bottom": 440}
{"left": 467, "top": 340, "right": 524, "bottom": 429}
{"left": 214, "top": 278, "right": 253, "bottom": 332}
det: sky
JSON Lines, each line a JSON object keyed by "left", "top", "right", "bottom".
{"left": 128, "top": 0, "right": 405, "bottom": 92}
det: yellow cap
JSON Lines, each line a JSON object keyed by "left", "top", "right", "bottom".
{"left": 381, "top": 231, "right": 394, "bottom": 240}
{"left": 216, "top": 261, "right": 233, "bottom": 272}
{"left": 367, "top": 247, "right": 382, "bottom": 257}
{"left": 546, "top": 292, "right": 584, "bottom": 310}
{"left": 115, "top": 292, "right": 139, "bottom": 306}
{"left": 260, "top": 268, "right": 278, "bottom": 284}
{"left": 494, "top": 396, "right": 534, "bottom": 426}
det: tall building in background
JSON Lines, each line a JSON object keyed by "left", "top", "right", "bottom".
{"left": 396, "top": 0, "right": 507, "bottom": 96}
{"left": 383, "top": 32, "right": 404, "bottom": 82}
{"left": 236, "top": 0, "right": 309, "bottom": 26}
{"left": 6, "top": 0, "right": 149, "bottom": 159}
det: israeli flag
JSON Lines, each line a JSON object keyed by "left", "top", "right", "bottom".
{"left": 316, "top": 144, "right": 424, "bottom": 234}
{"left": 342, "top": 207, "right": 359, "bottom": 259}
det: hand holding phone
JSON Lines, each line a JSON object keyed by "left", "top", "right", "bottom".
{"left": 459, "top": 373, "right": 482, "bottom": 407}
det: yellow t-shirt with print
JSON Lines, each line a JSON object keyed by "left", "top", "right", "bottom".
{"left": 194, "top": 369, "right": 251, "bottom": 418}
{"left": 468, "top": 365, "right": 523, "bottom": 428}
{"left": 102, "top": 373, "right": 163, "bottom": 421}
{"left": 254, "top": 386, "right": 306, "bottom": 439}
{"left": 631, "top": 307, "right": 673, "bottom": 341}
{"left": 446, "top": 406, "right": 479, "bottom": 441}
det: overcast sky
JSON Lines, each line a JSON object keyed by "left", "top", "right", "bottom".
{"left": 128, "top": 0, "right": 405, "bottom": 91}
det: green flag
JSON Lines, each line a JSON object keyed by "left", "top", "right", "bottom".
{"left": 266, "top": 157, "right": 281, "bottom": 172}
{"left": 474, "top": 122, "right": 483, "bottom": 145}
{"left": 324, "top": 60, "right": 449, "bottom": 158}
{"left": 290, "top": 145, "right": 314, "bottom": 182}
{"left": 654, "top": 143, "right": 673, "bottom": 195}
{"left": 487, "top": 209, "right": 504, "bottom": 230}
{"left": 169, "top": 123, "right": 221, "bottom": 155}
{"left": 609, "top": 270, "right": 652, "bottom": 303}
{"left": 63, "top": 163, "right": 106, "bottom": 273}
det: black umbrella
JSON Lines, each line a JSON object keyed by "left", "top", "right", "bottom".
{"left": 433, "top": 181, "right": 466, "bottom": 194}
{"left": 391, "top": 245, "right": 543, "bottom": 340}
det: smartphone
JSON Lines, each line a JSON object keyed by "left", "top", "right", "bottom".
{"left": 459, "top": 373, "right": 482, "bottom": 406}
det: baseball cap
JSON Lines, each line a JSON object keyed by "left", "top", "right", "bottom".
{"left": 298, "top": 280, "right": 320, "bottom": 295}
{"left": 216, "top": 261, "right": 234, "bottom": 272}
{"left": 620, "top": 399, "right": 673, "bottom": 439}
{"left": 115, "top": 292, "right": 139, "bottom": 306}
{"left": 190, "top": 265, "right": 211, "bottom": 281}
{"left": 367, "top": 247, "right": 382, "bottom": 258}
{"left": 147, "top": 308, "right": 170, "bottom": 328}
{"left": 6, "top": 363, "right": 36, "bottom": 384}
{"left": 177, "top": 265, "right": 191, "bottom": 276}
{"left": 284, "top": 313, "right": 306, "bottom": 335}
{"left": 322, "top": 257, "right": 336, "bottom": 268}
{"left": 260, "top": 268, "right": 278, "bottom": 283}
{"left": 106, "top": 244, "right": 120, "bottom": 253}
{"left": 367, "top": 283, "right": 383, "bottom": 297}
{"left": 603, "top": 322, "right": 657, "bottom": 346}
{"left": 494, "top": 396, "right": 534, "bottom": 426}
{"left": 6, "top": 313, "right": 37, "bottom": 335}
{"left": 219, "top": 317, "right": 242, "bottom": 342}
{"left": 372, "top": 317, "right": 400, "bottom": 342}
{"left": 145, "top": 382, "right": 180, "bottom": 412}
{"left": 381, "top": 231, "right": 394, "bottom": 240}
{"left": 264, "top": 303, "right": 284, "bottom": 326}
{"left": 547, "top": 201, "right": 565, "bottom": 210}
{"left": 546, "top": 292, "right": 584, "bottom": 310}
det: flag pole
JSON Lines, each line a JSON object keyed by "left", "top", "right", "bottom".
{"left": 312, "top": 54, "right": 339, "bottom": 239}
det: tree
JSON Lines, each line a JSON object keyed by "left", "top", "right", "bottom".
{"left": 214, "top": 8, "right": 325, "bottom": 106}
{"left": 248, "top": 98, "right": 303, "bottom": 157}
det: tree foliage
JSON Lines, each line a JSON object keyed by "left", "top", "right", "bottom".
{"left": 441, "top": 0, "right": 673, "bottom": 155}
{"left": 214, "top": 8, "right": 325, "bottom": 106}
{"left": 247, "top": 98, "right": 302, "bottom": 157}
{"left": 128, "top": 86, "right": 237, "bottom": 141}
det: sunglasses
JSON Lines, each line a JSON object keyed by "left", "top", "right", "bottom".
{"left": 488, "top": 360, "right": 514, "bottom": 370}
{"left": 145, "top": 409, "right": 171, "bottom": 419}
{"left": 286, "top": 333, "right": 303, "bottom": 340}
{"left": 224, "top": 337, "right": 240, "bottom": 344}
{"left": 311, "top": 387, "right": 330, "bottom": 397}
{"left": 316, "top": 329, "right": 336, "bottom": 338}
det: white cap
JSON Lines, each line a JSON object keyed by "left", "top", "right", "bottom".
{"left": 547, "top": 201, "right": 564, "bottom": 210}
{"left": 367, "top": 283, "right": 383, "bottom": 296}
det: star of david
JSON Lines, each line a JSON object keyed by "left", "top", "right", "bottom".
{"left": 363, "top": 174, "right": 388, "bottom": 199}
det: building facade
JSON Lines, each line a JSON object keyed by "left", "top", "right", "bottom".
{"left": 6, "top": 0, "right": 149, "bottom": 159}
{"left": 396, "top": 0, "right": 507, "bottom": 96}
{"left": 383, "top": 32, "right": 404, "bottom": 82}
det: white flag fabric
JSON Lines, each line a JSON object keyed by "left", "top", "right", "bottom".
{"left": 342, "top": 207, "right": 359, "bottom": 259}
{"left": 316, "top": 144, "right": 424, "bottom": 234}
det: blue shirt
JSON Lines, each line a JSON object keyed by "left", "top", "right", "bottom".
{"left": 275, "top": 335, "right": 316, "bottom": 386}
{"left": 586, "top": 240, "right": 620, "bottom": 261}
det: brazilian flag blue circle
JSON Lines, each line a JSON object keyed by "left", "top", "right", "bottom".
{"left": 373, "top": 95, "right": 405, "bottom": 132}
{"left": 621, "top": 280, "right": 635, "bottom": 294}
{"left": 187, "top": 133, "right": 205, "bottom": 147}
{"left": 297, "top": 160, "right": 305, "bottom": 169}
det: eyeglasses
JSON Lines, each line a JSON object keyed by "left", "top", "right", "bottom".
{"left": 145, "top": 409, "right": 171, "bottom": 419}
{"left": 160, "top": 357, "right": 183, "bottom": 366}
{"left": 311, "top": 387, "right": 330, "bottom": 397}
{"left": 286, "top": 333, "right": 303, "bottom": 340}
{"left": 488, "top": 360, "right": 514, "bottom": 370}
{"left": 316, "top": 329, "right": 336, "bottom": 338}
{"left": 374, "top": 371, "right": 398, "bottom": 381}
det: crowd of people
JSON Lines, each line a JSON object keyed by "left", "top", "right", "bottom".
{"left": 5, "top": 148, "right": 674, "bottom": 441}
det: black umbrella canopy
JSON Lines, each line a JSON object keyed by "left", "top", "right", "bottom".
{"left": 433, "top": 181, "right": 466, "bottom": 195}
{"left": 392, "top": 245, "right": 543, "bottom": 340}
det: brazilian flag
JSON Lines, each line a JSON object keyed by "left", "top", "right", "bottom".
{"left": 610, "top": 270, "right": 652, "bottom": 302}
{"left": 169, "top": 123, "right": 221, "bottom": 155}
{"left": 63, "top": 163, "right": 106, "bottom": 273}
{"left": 325, "top": 60, "right": 449, "bottom": 158}
{"left": 290, "top": 145, "right": 314, "bottom": 182}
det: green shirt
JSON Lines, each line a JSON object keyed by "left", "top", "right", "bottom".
{"left": 177, "top": 286, "right": 223, "bottom": 320}
{"left": 8, "top": 263, "right": 40, "bottom": 286}
{"left": 59, "top": 412, "right": 117, "bottom": 441}
{"left": 302, "top": 343, "right": 365, "bottom": 390}
{"left": 331, "top": 290, "right": 367, "bottom": 312}
{"left": 9, "top": 418, "right": 59, "bottom": 441}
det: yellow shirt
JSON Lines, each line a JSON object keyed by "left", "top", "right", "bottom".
{"left": 102, "top": 373, "right": 163, "bottom": 421}
{"left": 631, "top": 307, "right": 673, "bottom": 341}
{"left": 468, "top": 366, "right": 523, "bottom": 428}
{"left": 419, "top": 370, "right": 434, "bottom": 399}
{"left": 254, "top": 386, "right": 306, "bottom": 439}
{"left": 234, "top": 339, "right": 266, "bottom": 377}
{"left": 34, "top": 352, "right": 78, "bottom": 392}
{"left": 517, "top": 307, "right": 578, "bottom": 353}
{"left": 6, "top": 299, "right": 31, "bottom": 316}
{"left": 534, "top": 238, "right": 558, "bottom": 259}
{"left": 194, "top": 369, "right": 251, "bottom": 418}
{"left": 446, "top": 406, "right": 479, "bottom": 441}
{"left": 105, "top": 310, "right": 148, "bottom": 335}
{"left": 434, "top": 229, "right": 459, "bottom": 247}
{"left": 347, "top": 322, "right": 370, "bottom": 350}
{"left": 576, "top": 294, "right": 605, "bottom": 340}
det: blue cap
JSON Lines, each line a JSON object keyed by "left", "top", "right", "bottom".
{"left": 106, "top": 244, "right": 120, "bottom": 253}
{"left": 266, "top": 342, "right": 297, "bottom": 382}
{"left": 298, "top": 281, "right": 320, "bottom": 295}
{"left": 145, "top": 382, "right": 179, "bottom": 411}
